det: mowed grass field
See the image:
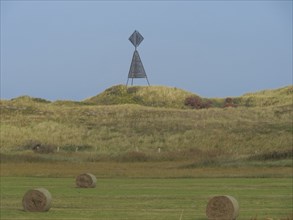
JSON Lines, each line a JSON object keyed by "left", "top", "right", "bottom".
{"left": 1, "top": 161, "right": 292, "bottom": 220}
{"left": 1, "top": 176, "right": 292, "bottom": 220}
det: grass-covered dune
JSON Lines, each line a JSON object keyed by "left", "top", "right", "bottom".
{"left": 84, "top": 85, "right": 197, "bottom": 108}
{"left": 234, "top": 85, "right": 293, "bottom": 107}
{"left": 84, "top": 84, "right": 293, "bottom": 108}
{"left": 0, "top": 85, "right": 292, "bottom": 163}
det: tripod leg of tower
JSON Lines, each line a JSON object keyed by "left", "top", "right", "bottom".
{"left": 146, "top": 76, "right": 150, "bottom": 86}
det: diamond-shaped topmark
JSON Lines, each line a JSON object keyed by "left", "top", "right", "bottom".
{"left": 129, "top": 30, "right": 144, "bottom": 48}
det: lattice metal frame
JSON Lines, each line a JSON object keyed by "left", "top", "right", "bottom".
{"left": 126, "top": 30, "right": 150, "bottom": 86}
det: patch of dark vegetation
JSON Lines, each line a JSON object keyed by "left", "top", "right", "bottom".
{"left": 224, "top": 97, "right": 237, "bottom": 108}
{"left": 249, "top": 149, "right": 293, "bottom": 161}
{"left": 184, "top": 96, "right": 212, "bottom": 109}
{"left": 21, "top": 140, "right": 55, "bottom": 154}
{"left": 32, "top": 144, "right": 55, "bottom": 154}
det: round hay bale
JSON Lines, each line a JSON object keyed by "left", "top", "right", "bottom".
{"left": 76, "top": 173, "right": 97, "bottom": 188}
{"left": 206, "top": 195, "right": 239, "bottom": 220}
{"left": 22, "top": 188, "right": 52, "bottom": 212}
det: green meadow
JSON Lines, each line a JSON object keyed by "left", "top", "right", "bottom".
{"left": 1, "top": 177, "right": 292, "bottom": 220}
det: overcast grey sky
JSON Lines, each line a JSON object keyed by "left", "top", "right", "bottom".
{"left": 1, "top": 1, "right": 292, "bottom": 101}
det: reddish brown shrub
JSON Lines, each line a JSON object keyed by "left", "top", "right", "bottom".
{"left": 185, "top": 96, "right": 212, "bottom": 109}
{"left": 224, "top": 97, "right": 237, "bottom": 108}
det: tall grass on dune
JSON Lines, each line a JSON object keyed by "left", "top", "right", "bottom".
{"left": 84, "top": 84, "right": 293, "bottom": 108}
{"left": 1, "top": 87, "right": 292, "bottom": 160}
{"left": 234, "top": 85, "right": 293, "bottom": 107}
{"left": 84, "top": 84, "right": 197, "bottom": 108}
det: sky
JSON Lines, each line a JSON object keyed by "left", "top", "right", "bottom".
{"left": 1, "top": 1, "right": 292, "bottom": 101}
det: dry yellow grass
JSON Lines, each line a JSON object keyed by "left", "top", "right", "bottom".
{"left": 1, "top": 85, "right": 292, "bottom": 164}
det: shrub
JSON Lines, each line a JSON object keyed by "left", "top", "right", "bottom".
{"left": 249, "top": 149, "right": 293, "bottom": 161}
{"left": 184, "top": 96, "right": 212, "bottom": 109}
{"left": 22, "top": 140, "right": 42, "bottom": 150}
{"left": 32, "top": 144, "right": 55, "bottom": 154}
{"left": 22, "top": 140, "right": 55, "bottom": 154}
{"left": 224, "top": 97, "right": 237, "bottom": 108}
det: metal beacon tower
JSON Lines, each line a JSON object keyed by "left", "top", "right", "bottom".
{"left": 126, "top": 30, "right": 150, "bottom": 86}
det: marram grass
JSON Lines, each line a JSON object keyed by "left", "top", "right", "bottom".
{"left": 0, "top": 85, "right": 292, "bottom": 159}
